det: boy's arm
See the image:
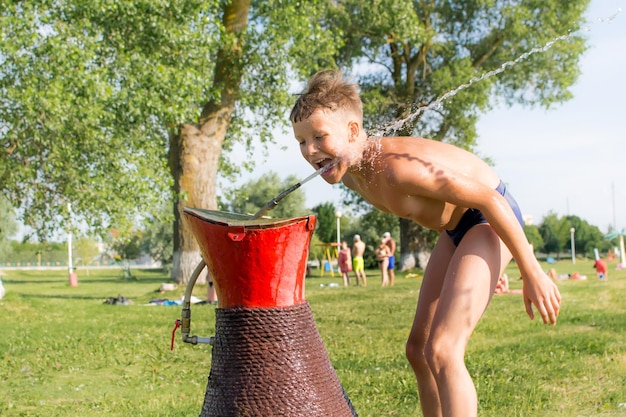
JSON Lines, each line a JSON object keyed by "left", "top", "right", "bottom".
{"left": 393, "top": 164, "right": 561, "bottom": 325}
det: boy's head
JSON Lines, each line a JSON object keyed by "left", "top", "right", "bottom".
{"left": 290, "top": 69, "right": 363, "bottom": 124}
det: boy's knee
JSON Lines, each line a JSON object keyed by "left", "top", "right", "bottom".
{"left": 424, "top": 337, "right": 461, "bottom": 374}
{"left": 406, "top": 337, "right": 428, "bottom": 370}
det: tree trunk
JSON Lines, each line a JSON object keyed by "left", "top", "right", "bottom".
{"left": 168, "top": 0, "right": 251, "bottom": 284}
{"left": 169, "top": 122, "right": 221, "bottom": 284}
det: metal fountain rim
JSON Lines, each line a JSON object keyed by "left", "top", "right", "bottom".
{"left": 183, "top": 207, "right": 315, "bottom": 229}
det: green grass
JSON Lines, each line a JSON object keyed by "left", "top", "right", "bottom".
{"left": 1, "top": 261, "right": 625, "bottom": 416}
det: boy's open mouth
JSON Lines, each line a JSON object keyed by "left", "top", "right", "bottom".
{"left": 315, "top": 158, "right": 333, "bottom": 169}
{"left": 316, "top": 159, "right": 336, "bottom": 176}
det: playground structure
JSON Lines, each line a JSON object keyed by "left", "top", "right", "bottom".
{"left": 316, "top": 242, "right": 340, "bottom": 276}
{"left": 177, "top": 208, "right": 358, "bottom": 417}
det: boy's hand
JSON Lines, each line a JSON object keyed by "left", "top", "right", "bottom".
{"left": 522, "top": 273, "right": 561, "bottom": 325}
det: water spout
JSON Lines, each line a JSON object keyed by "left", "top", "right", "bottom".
{"left": 252, "top": 162, "right": 335, "bottom": 219}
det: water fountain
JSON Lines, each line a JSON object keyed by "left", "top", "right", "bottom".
{"left": 178, "top": 208, "right": 358, "bottom": 417}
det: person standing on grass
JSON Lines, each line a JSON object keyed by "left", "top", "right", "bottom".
{"left": 382, "top": 232, "right": 397, "bottom": 286}
{"left": 290, "top": 69, "right": 560, "bottom": 417}
{"left": 352, "top": 234, "right": 367, "bottom": 286}
{"left": 338, "top": 240, "right": 353, "bottom": 287}
{"left": 593, "top": 258, "right": 608, "bottom": 280}
{"left": 375, "top": 238, "right": 391, "bottom": 286}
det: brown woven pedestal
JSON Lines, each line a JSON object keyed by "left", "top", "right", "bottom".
{"left": 199, "top": 302, "right": 358, "bottom": 417}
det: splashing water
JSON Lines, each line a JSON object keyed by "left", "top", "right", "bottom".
{"left": 368, "top": 8, "right": 622, "bottom": 137}
{"left": 252, "top": 163, "right": 335, "bottom": 219}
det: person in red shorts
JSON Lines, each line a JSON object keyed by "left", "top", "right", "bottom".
{"left": 593, "top": 258, "right": 608, "bottom": 280}
{"left": 338, "top": 241, "right": 353, "bottom": 287}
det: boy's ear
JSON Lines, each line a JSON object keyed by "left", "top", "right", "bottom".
{"left": 348, "top": 120, "right": 359, "bottom": 141}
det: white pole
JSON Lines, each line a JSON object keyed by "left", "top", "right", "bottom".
{"left": 335, "top": 211, "right": 342, "bottom": 246}
{"left": 67, "top": 203, "right": 73, "bottom": 274}
{"left": 570, "top": 227, "right": 576, "bottom": 264}
{"left": 620, "top": 232, "right": 626, "bottom": 267}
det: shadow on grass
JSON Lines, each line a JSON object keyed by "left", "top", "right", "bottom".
{"left": 3, "top": 279, "right": 69, "bottom": 285}
{"left": 4, "top": 276, "right": 167, "bottom": 285}
{"left": 17, "top": 293, "right": 107, "bottom": 300}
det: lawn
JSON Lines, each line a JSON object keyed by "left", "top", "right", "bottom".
{"left": 1, "top": 260, "right": 625, "bottom": 416}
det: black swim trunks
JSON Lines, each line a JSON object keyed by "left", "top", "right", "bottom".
{"left": 445, "top": 181, "right": 524, "bottom": 247}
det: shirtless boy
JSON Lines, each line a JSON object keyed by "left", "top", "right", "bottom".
{"left": 290, "top": 69, "right": 561, "bottom": 417}
{"left": 352, "top": 234, "right": 367, "bottom": 286}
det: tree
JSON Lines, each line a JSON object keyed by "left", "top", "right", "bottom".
{"left": 140, "top": 210, "right": 174, "bottom": 274}
{"left": 524, "top": 224, "right": 544, "bottom": 254}
{"left": 73, "top": 236, "right": 101, "bottom": 267}
{"left": 539, "top": 212, "right": 572, "bottom": 259}
{"left": 564, "top": 215, "right": 606, "bottom": 258}
{"left": 311, "top": 202, "right": 338, "bottom": 244}
{"left": 0, "top": 195, "right": 18, "bottom": 261}
{"left": 110, "top": 230, "right": 143, "bottom": 279}
{"left": 1, "top": 1, "right": 343, "bottom": 283}
{"left": 326, "top": 0, "right": 589, "bottom": 268}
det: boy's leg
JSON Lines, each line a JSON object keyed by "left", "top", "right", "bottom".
{"left": 427, "top": 224, "right": 512, "bottom": 417}
{"left": 406, "top": 231, "right": 455, "bottom": 417}
{"left": 381, "top": 259, "right": 389, "bottom": 286}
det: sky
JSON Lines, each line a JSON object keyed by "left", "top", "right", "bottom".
{"left": 226, "top": 0, "right": 626, "bottom": 234}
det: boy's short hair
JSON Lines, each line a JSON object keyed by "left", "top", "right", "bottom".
{"left": 290, "top": 69, "right": 363, "bottom": 123}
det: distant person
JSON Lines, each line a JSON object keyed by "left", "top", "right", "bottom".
{"left": 546, "top": 268, "right": 559, "bottom": 283}
{"left": 494, "top": 273, "right": 522, "bottom": 295}
{"left": 207, "top": 271, "right": 218, "bottom": 305}
{"left": 338, "top": 241, "right": 353, "bottom": 287}
{"left": 382, "top": 232, "right": 397, "bottom": 286}
{"left": 593, "top": 258, "right": 608, "bottom": 280}
{"left": 352, "top": 234, "right": 367, "bottom": 286}
{"left": 375, "top": 238, "right": 391, "bottom": 286}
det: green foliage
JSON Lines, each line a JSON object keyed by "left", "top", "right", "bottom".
{"left": 73, "top": 236, "right": 101, "bottom": 268}
{"left": 1, "top": 0, "right": 342, "bottom": 240}
{"left": 140, "top": 213, "right": 173, "bottom": 273}
{"left": 524, "top": 223, "right": 544, "bottom": 253}
{"left": 1, "top": 261, "right": 625, "bottom": 416}
{"left": 536, "top": 213, "right": 605, "bottom": 259}
{"left": 1, "top": 0, "right": 218, "bottom": 237}
{"left": 308, "top": 233, "right": 325, "bottom": 261}
{"left": 539, "top": 212, "right": 572, "bottom": 258}
{"left": 565, "top": 215, "right": 608, "bottom": 257}
{"left": 6, "top": 241, "right": 68, "bottom": 265}
{"left": 110, "top": 232, "right": 143, "bottom": 262}
{"left": 312, "top": 202, "right": 338, "bottom": 243}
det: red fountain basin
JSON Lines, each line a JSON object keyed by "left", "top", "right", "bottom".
{"left": 183, "top": 208, "right": 316, "bottom": 309}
